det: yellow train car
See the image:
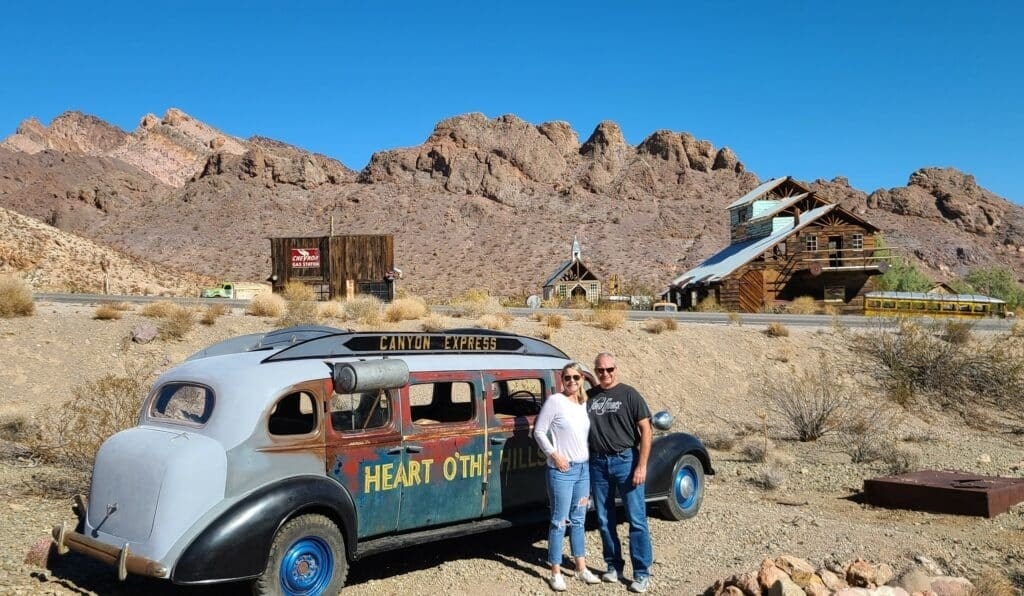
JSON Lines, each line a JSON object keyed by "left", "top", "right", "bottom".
{"left": 864, "top": 291, "right": 1007, "bottom": 319}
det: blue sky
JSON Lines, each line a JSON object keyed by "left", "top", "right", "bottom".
{"left": 1, "top": 1, "right": 1021, "bottom": 202}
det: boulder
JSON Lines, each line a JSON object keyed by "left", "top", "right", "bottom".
{"left": 928, "top": 576, "right": 973, "bottom": 596}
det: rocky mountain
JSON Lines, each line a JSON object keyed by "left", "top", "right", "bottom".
{"left": 1, "top": 108, "right": 1022, "bottom": 298}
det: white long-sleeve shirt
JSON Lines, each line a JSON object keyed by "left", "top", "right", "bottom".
{"left": 534, "top": 392, "right": 591, "bottom": 466}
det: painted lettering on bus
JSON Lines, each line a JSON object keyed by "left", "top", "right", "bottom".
{"left": 374, "top": 335, "right": 500, "bottom": 352}
{"left": 362, "top": 451, "right": 496, "bottom": 493}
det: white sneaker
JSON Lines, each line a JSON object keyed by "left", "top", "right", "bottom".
{"left": 577, "top": 568, "right": 601, "bottom": 584}
{"left": 629, "top": 576, "right": 651, "bottom": 593}
{"left": 549, "top": 573, "right": 567, "bottom": 592}
{"left": 601, "top": 568, "right": 619, "bottom": 583}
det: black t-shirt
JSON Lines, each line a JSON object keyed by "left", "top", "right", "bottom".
{"left": 586, "top": 383, "right": 652, "bottom": 455}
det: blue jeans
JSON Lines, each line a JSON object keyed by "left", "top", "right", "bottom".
{"left": 545, "top": 462, "right": 590, "bottom": 567}
{"left": 589, "top": 449, "right": 652, "bottom": 579}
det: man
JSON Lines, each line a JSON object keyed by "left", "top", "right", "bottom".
{"left": 586, "top": 352, "right": 653, "bottom": 594}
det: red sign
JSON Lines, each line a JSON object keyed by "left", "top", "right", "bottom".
{"left": 290, "top": 247, "right": 321, "bottom": 269}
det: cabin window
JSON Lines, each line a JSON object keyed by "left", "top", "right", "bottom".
{"left": 331, "top": 389, "right": 393, "bottom": 432}
{"left": 882, "top": 300, "right": 895, "bottom": 309}
{"left": 492, "top": 378, "right": 545, "bottom": 419}
{"left": 927, "top": 301, "right": 941, "bottom": 311}
{"left": 558, "top": 286, "right": 567, "bottom": 298}
{"left": 942, "top": 302, "right": 957, "bottom": 312}
{"left": 973, "top": 304, "right": 986, "bottom": 313}
{"left": 824, "top": 286, "right": 845, "bottom": 302}
{"left": 269, "top": 391, "right": 318, "bottom": 436}
{"left": 913, "top": 301, "right": 926, "bottom": 310}
{"left": 589, "top": 282, "right": 598, "bottom": 294}
{"left": 897, "top": 301, "right": 911, "bottom": 310}
{"left": 852, "top": 234, "right": 864, "bottom": 250}
{"left": 959, "top": 303, "right": 972, "bottom": 312}
{"left": 150, "top": 383, "right": 214, "bottom": 426}
{"left": 410, "top": 381, "right": 475, "bottom": 425}
{"left": 804, "top": 236, "right": 818, "bottom": 252}
{"left": 866, "top": 299, "right": 880, "bottom": 308}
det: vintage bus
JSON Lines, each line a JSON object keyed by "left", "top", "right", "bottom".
{"left": 864, "top": 291, "right": 1007, "bottom": 319}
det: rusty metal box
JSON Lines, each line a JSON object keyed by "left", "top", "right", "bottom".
{"left": 863, "top": 470, "right": 1024, "bottom": 518}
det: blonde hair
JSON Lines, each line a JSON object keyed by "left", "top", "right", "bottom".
{"left": 561, "top": 362, "right": 587, "bottom": 404}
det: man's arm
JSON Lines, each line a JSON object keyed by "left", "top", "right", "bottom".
{"left": 633, "top": 417, "right": 652, "bottom": 486}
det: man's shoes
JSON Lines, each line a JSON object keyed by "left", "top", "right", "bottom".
{"left": 577, "top": 568, "right": 601, "bottom": 584}
{"left": 549, "top": 573, "right": 567, "bottom": 592}
{"left": 601, "top": 568, "right": 619, "bottom": 583}
{"left": 629, "top": 576, "right": 651, "bottom": 593}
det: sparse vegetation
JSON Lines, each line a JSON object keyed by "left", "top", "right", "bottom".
{"left": 318, "top": 299, "right": 346, "bottom": 320}
{"left": 942, "top": 319, "right": 974, "bottom": 344}
{"left": 765, "top": 322, "right": 790, "bottom": 337}
{"left": 247, "top": 292, "right": 287, "bottom": 317}
{"left": 883, "top": 444, "right": 922, "bottom": 474}
{"left": 786, "top": 295, "right": 817, "bottom": 315}
{"left": 695, "top": 296, "right": 720, "bottom": 312}
{"left": 543, "top": 314, "right": 565, "bottom": 329}
{"left": 739, "top": 436, "right": 773, "bottom": 463}
{"left": 384, "top": 295, "right": 429, "bottom": 322}
{"left": 759, "top": 357, "right": 852, "bottom": 441}
{"left": 594, "top": 308, "right": 626, "bottom": 330}
{"left": 970, "top": 569, "right": 1017, "bottom": 596}
{"left": 141, "top": 300, "right": 179, "bottom": 318}
{"left": 200, "top": 303, "right": 231, "bottom": 325}
{"left": 281, "top": 281, "right": 316, "bottom": 302}
{"left": 0, "top": 274, "right": 35, "bottom": 318}
{"left": 420, "top": 313, "right": 448, "bottom": 332}
{"left": 451, "top": 289, "right": 503, "bottom": 318}
{"left": 727, "top": 312, "right": 741, "bottom": 326}
{"left": 663, "top": 317, "right": 678, "bottom": 331}
{"left": 643, "top": 319, "right": 667, "bottom": 334}
{"left": 477, "top": 312, "right": 514, "bottom": 330}
{"left": 94, "top": 303, "right": 124, "bottom": 320}
{"left": 754, "top": 465, "right": 786, "bottom": 490}
{"left": 696, "top": 428, "right": 737, "bottom": 451}
{"left": 158, "top": 306, "right": 195, "bottom": 340}
{"left": 0, "top": 413, "right": 33, "bottom": 443}
{"left": 538, "top": 326, "right": 554, "bottom": 340}
{"left": 344, "top": 294, "right": 384, "bottom": 325}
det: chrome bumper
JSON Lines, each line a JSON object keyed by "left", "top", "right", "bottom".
{"left": 52, "top": 499, "right": 168, "bottom": 582}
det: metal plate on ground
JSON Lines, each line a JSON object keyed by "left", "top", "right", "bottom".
{"left": 864, "top": 469, "right": 1024, "bottom": 518}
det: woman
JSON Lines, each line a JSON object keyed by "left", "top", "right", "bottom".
{"left": 534, "top": 362, "right": 601, "bottom": 590}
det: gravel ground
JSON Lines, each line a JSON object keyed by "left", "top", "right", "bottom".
{"left": 1, "top": 304, "right": 1023, "bottom": 594}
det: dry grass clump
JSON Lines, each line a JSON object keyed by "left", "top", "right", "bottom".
{"left": 754, "top": 465, "right": 787, "bottom": 490}
{"left": 384, "top": 296, "right": 429, "bottom": 322}
{"left": 318, "top": 299, "right": 346, "bottom": 320}
{"left": 0, "top": 274, "right": 35, "bottom": 318}
{"left": 345, "top": 294, "right": 384, "bottom": 325}
{"left": 942, "top": 319, "right": 974, "bottom": 344}
{"left": 663, "top": 317, "right": 678, "bottom": 331}
{"left": 765, "top": 322, "right": 790, "bottom": 337}
{"left": 529, "top": 312, "right": 543, "bottom": 322}
{"left": 538, "top": 326, "right": 555, "bottom": 340}
{"left": 247, "top": 292, "right": 287, "bottom": 317}
{"left": 281, "top": 281, "right": 316, "bottom": 302}
{"left": 477, "top": 312, "right": 514, "bottom": 330}
{"left": 594, "top": 308, "right": 626, "bottom": 330}
{"left": 451, "top": 289, "right": 503, "bottom": 318}
{"left": 541, "top": 296, "right": 561, "bottom": 309}
{"left": 571, "top": 310, "right": 594, "bottom": 323}
{"left": 276, "top": 300, "right": 320, "bottom": 328}
{"left": 29, "top": 367, "right": 152, "bottom": 470}
{"left": 141, "top": 300, "right": 180, "bottom": 318}
{"left": 0, "top": 413, "right": 33, "bottom": 443}
{"left": 696, "top": 429, "right": 737, "bottom": 451}
{"left": 786, "top": 295, "right": 818, "bottom": 314}
{"left": 970, "top": 569, "right": 1017, "bottom": 596}
{"left": 420, "top": 313, "right": 448, "bottom": 332}
{"left": 695, "top": 296, "right": 720, "bottom": 312}
{"left": 883, "top": 444, "right": 922, "bottom": 474}
{"left": 643, "top": 319, "right": 668, "bottom": 334}
{"left": 158, "top": 306, "right": 195, "bottom": 340}
{"left": 94, "top": 304, "right": 124, "bottom": 320}
{"left": 727, "top": 312, "right": 741, "bottom": 326}
{"left": 739, "top": 437, "right": 774, "bottom": 463}
{"left": 200, "top": 302, "right": 231, "bottom": 326}
{"left": 758, "top": 357, "right": 851, "bottom": 441}
{"left": 543, "top": 314, "right": 565, "bottom": 329}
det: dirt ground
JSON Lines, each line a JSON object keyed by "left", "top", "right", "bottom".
{"left": 1, "top": 303, "right": 1023, "bottom": 595}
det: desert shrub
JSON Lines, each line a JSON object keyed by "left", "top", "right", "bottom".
{"left": 247, "top": 292, "right": 286, "bottom": 317}
{"left": 786, "top": 295, "right": 818, "bottom": 315}
{"left": 643, "top": 319, "right": 667, "bottom": 334}
{"left": 94, "top": 304, "right": 124, "bottom": 320}
{"left": 663, "top": 317, "right": 678, "bottom": 331}
{"left": 158, "top": 307, "right": 195, "bottom": 340}
{"left": 318, "top": 299, "right": 346, "bottom": 320}
{"left": 0, "top": 413, "right": 33, "bottom": 443}
{"left": 141, "top": 300, "right": 179, "bottom": 318}
{"left": 29, "top": 367, "right": 153, "bottom": 470}
{"left": 695, "top": 296, "right": 720, "bottom": 312}
{"left": 420, "top": 313, "right": 448, "bottom": 332}
{"left": 0, "top": 274, "right": 35, "bottom": 318}
{"left": 281, "top": 281, "right": 316, "bottom": 302}
{"left": 529, "top": 312, "right": 543, "bottom": 322}
{"left": 499, "top": 293, "right": 528, "bottom": 308}
{"left": 571, "top": 310, "right": 594, "bottom": 323}
{"left": 843, "top": 407, "right": 903, "bottom": 463}
{"left": 384, "top": 296, "right": 429, "bottom": 322}
{"left": 759, "top": 357, "right": 852, "bottom": 441}
{"left": 543, "top": 314, "right": 565, "bottom": 329}
{"left": 541, "top": 296, "right": 561, "bottom": 309}
{"left": 755, "top": 465, "right": 786, "bottom": 490}
{"left": 727, "top": 312, "right": 741, "bottom": 326}
{"left": 344, "top": 295, "right": 384, "bottom": 325}
{"left": 883, "top": 444, "right": 922, "bottom": 474}
{"left": 739, "top": 437, "right": 773, "bottom": 463}
{"left": 858, "top": 322, "right": 1024, "bottom": 415}
{"left": 970, "top": 569, "right": 1017, "bottom": 596}
{"left": 199, "top": 302, "right": 231, "bottom": 326}
{"left": 765, "top": 322, "right": 790, "bottom": 337}
{"left": 477, "top": 312, "right": 513, "bottom": 330}
{"left": 697, "top": 429, "right": 737, "bottom": 451}
{"left": 942, "top": 320, "right": 974, "bottom": 344}
{"left": 594, "top": 309, "right": 626, "bottom": 330}
{"left": 538, "top": 326, "right": 555, "bottom": 340}
{"left": 277, "top": 300, "right": 320, "bottom": 328}
{"left": 1011, "top": 319, "right": 1024, "bottom": 338}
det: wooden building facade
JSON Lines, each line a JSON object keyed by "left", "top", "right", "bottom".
{"left": 542, "top": 237, "right": 602, "bottom": 304}
{"left": 269, "top": 234, "right": 395, "bottom": 301}
{"left": 664, "top": 177, "right": 891, "bottom": 313}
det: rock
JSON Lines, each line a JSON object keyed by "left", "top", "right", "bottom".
{"left": 775, "top": 554, "right": 816, "bottom": 575}
{"left": 928, "top": 576, "right": 973, "bottom": 596}
{"left": 723, "top": 586, "right": 745, "bottom": 596}
{"left": 768, "top": 576, "right": 805, "bottom": 596}
{"left": 819, "top": 568, "right": 848, "bottom": 591}
{"left": 913, "top": 555, "right": 945, "bottom": 576}
{"left": 758, "top": 559, "right": 788, "bottom": 592}
{"left": 790, "top": 570, "right": 829, "bottom": 596}
{"left": 22, "top": 537, "right": 55, "bottom": 568}
{"left": 846, "top": 559, "right": 892, "bottom": 588}
{"left": 833, "top": 590, "right": 871, "bottom": 596}
{"left": 896, "top": 569, "right": 933, "bottom": 593}
{"left": 978, "top": 453, "right": 991, "bottom": 463}
{"left": 131, "top": 323, "right": 158, "bottom": 344}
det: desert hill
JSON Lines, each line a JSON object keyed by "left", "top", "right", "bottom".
{"left": 2, "top": 108, "right": 1023, "bottom": 298}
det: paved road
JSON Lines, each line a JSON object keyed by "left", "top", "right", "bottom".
{"left": 35, "top": 293, "right": 1014, "bottom": 331}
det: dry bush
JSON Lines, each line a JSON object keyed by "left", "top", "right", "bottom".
{"left": 451, "top": 291, "right": 503, "bottom": 318}
{"left": 759, "top": 356, "right": 852, "bottom": 441}
{"left": 420, "top": 313, "right": 448, "bottom": 332}
{"left": 158, "top": 307, "right": 195, "bottom": 340}
{"left": 141, "top": 300, "right": 179, "bottom": 318}
{"left": 727, "top": 312, "right": 741, "bottom": 326}
{"left": 663, "top": 317, "right": 678, "bottom": 331}
{"left": 94, "top": 304, "right": 124, "bottom": 320}
{"left": 883, "top": 444, "right": 922, "bottom": 474}
{"left": 200, "top": 302, "right": 231, "bottom": 326}
{"left": 970, "top": 569, "right": 1017, "bottom": 596}
{"left": 843, "top": 407, "right": 904, "bottom": 464}
{"left": 643, "top": 319, "right": 667, "bottom": 334}
{"left": 318, "top": 299, "right": 346, "bottom": 320}
{"left": 345, "top": 294, "right": 384, "bottom": 324}
{"left": 571, "top": 310, "right": 594, "bottom": 323}
{"left": 247, "top": 292, "right": 287, "bottom": 317}
{"left": 786, "top": 295, "right": 818, "bottom": 314}
{"left": 477, "top": 312, "right": 514, "bottom": 330}
{"left": 541, "top": 296, "right": 561, "bottom": 309}
{"left": 695, "top": 296, "right": 721, "bottom": 312}
{"left": 942, "top": 320, "right": 974, "bottom": 344}
{"left": 384, "top": 296, "right": 429, "bottom": 322}
{"left": 105, "top": 301, "right": 132, "bottom": 311}
{"left": 529, "top": 312, "right": 543, "bottom": 322}
{"left": 281, "top": 281, "right": 316, "bottom": 302}
{"left": 754, "top": 465, "right": 787, "bottom": 490}
{"left": 29, "top": 366, "right": 153, "bottom": 470}
{"left": 543, "top": 314, "right": 565, "bottom": 329}
{"left": 538, "top": 326, "right": 555, "bottom": 340}
{"left": 697, "top": 429, "right": 737, "bottom": 451}
{"left": 594, "top": 309, "right": 626, "bottom": 330}
{"left": 0, "top": 413, "right": 33, "bottom": 443}
{"left": 0, "top": 274, "right": 35, "bottom": 318}
{"left": 739, "top": 437, "right": 774, "bottom": 463}
{"left": 858, "top": 322, "right": 1024, "bottom": 415}
{"left": 277, "top": 300, "right": 321, "bottom": 328}
{"left": 765, "top": 322, "right": 790, "bottom": 337}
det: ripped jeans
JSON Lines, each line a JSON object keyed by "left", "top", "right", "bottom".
{"left": 545, "top": 461, "right": 590, "bottom": 567}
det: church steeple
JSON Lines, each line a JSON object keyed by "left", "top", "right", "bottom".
{"left": 571, "top": 236, "right": 581, "bottom": 262}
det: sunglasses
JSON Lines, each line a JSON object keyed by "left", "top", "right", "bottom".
{"left": 562, "top": 374, "right": 582, "bottom": 382}
{"left": 595, "top": 367, "right": 616, "bottom": 374}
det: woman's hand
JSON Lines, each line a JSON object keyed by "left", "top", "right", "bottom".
{"left": 550, "top": 452, "right": 570, "bottom": 472}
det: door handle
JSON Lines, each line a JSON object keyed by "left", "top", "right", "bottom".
{"left": 405, "top": 444, "right": 423, "bottom": 453}
{"left": 386, "top": 446, "right": 403, "bottom": 455}
{"left": 490, "top": 436, "right": 507, "bottom": 445}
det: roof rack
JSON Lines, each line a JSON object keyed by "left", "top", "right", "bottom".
{"left": 261, "top": 328, "right": 569, "bottom": 363}
{"left": 186, "top": 325, "right": 351, "bottom": 361}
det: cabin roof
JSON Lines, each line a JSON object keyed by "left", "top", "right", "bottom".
{"left": 727, "top": 177, "right": 793, "bottom": 209}
{"left": 543, "top": 259, "right": 598, "bottom": 287}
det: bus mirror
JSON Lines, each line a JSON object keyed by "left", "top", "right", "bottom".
{"left": 331, "top": 359, "right": 409, "bottom": 394}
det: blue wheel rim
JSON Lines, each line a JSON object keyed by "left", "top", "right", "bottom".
{"left": 280, "top": 536, "right": 333, "bottom": 595}
{"left": 673, "top": 464, "right": 699, "bottom": 511}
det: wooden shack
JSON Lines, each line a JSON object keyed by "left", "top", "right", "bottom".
{"left": 269, "top": 234, "right": 395, "bottom": 301}
{"left": 663, "top": 177, "right": 891, "bottom": 313}
{"left": 542, "top": 237, "right": 601, "bottom": 304}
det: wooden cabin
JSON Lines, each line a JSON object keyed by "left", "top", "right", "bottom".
{"left": 543, "top": 237, "right": 601, "bottom": 304}
{"left": 663, "top": 177, "right": 891, "bottom": 313}
{"left": 269, "top": 234, "right": 395, "bottom": 301}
